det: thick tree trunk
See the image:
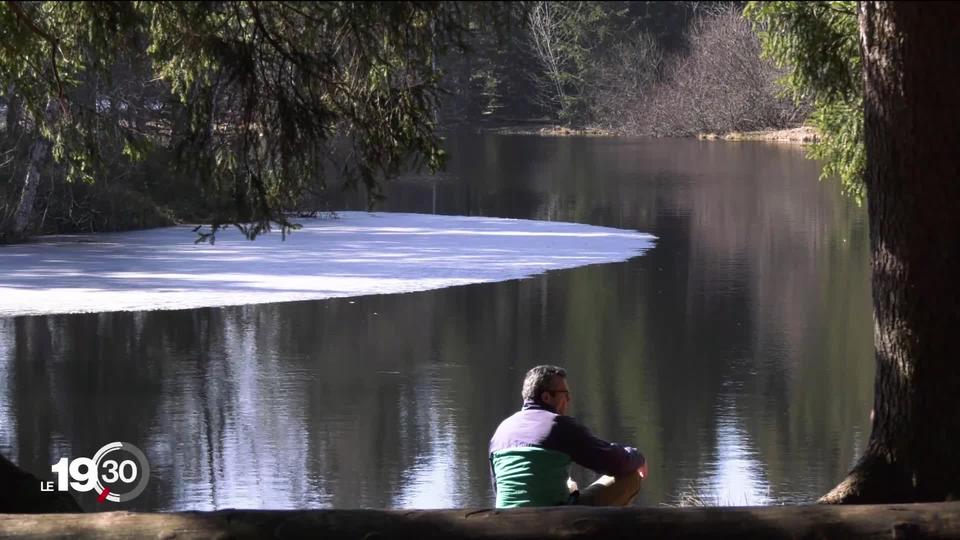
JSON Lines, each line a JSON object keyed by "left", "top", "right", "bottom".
{"left": 821, "top": 2, "right": 960, "bottom": 504}
{"left": 1, "top": 503, "right": 960, "bottom": 539}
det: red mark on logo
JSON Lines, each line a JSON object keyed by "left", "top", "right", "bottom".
{"left": 97, "top": 487, "right": 111, "bottom": 503}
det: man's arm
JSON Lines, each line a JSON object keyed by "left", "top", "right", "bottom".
{"left": 552, "top": 416, "right": 645, "bottom": 477}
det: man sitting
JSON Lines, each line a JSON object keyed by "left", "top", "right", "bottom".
{"left": 489, "top": 365, "right": 648, "bottom": 508}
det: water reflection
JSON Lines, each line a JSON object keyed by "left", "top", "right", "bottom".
{"left": 395, "top": 370, "right": 462, "bottom": 509}
{"left": 151, "top": 307, "right": 316, "bottom": 510}
{"left": 703, "top": 398, "right": 771, "bottom": 506}
{"left": 0, "top": 319, "right": 15, "bottom": 462}
{"left": 0, "top": 135, "right": 872, "bottom": 510}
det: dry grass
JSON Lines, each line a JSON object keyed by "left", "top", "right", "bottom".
{"left": 698, "top": 126, "right": 819, "bottom": 144}
{"left": 668, "top": 482, "right": 781, "bottom": 507}
{"left": 484, "top": 124, "right": 615, "bottom": 136}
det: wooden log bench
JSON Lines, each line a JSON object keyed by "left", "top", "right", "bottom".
{"left": 2, "top": 502, "right": 960, "bottom": 539}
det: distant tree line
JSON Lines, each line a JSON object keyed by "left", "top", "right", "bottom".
{"left": 438, "top": 2, "right": 806, "bottom": 137}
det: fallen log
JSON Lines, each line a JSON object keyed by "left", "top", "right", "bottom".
{"left": 2, "top": 501, "right": 960, "bottom": 539}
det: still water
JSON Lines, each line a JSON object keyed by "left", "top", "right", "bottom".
{"left": 0, "top": 135, "right": 872, "bottom": 510}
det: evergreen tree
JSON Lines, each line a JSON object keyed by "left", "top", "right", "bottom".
{"left": 745, "top": 1, "right": 864, "bottom": 200}
{"left": 0, "top": 2, "right": 491, "bottom": 241}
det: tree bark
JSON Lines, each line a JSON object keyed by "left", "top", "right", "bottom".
{"left": 11, "top": 134, "right": 49, "bottom": 237}
{"left": 1, "top": 503, "right": 960, "bottom": 539}
{"left": 3, "top": 88, "right": 20, "bottom": 135}
{"left": 821, "top": 2, "right": 960, "bottom": 504}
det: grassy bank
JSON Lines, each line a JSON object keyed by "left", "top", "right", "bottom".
{"left": 697, "top": 126, "right": 818, "bottom": 144}
{"left": 474, "top": 123, "right": 815, "bottom": 141}
{"left": 479, "top": 124, "right": 615, "bottom": 136}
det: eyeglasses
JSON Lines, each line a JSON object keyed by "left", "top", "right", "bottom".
{"left": 548, "top": 390, "right": 570, "bottom": 396}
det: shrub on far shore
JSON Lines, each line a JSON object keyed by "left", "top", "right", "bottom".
{"left": 601, "top": 6, "right": 809, "bottom": 137}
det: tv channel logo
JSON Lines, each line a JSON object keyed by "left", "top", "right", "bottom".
{"left": 40, "top": 442, "right": 150, "bottom": 503}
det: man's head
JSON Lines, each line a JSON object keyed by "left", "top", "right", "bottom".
{"left": 522, "top": 365, "right": 571, "bottom": 415}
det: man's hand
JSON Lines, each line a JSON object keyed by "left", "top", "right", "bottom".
{"left": 638, "top": 461, "right": 649, "bottom": 480}
{"left": 567, "top": 477, "right": 579, "bottom": 493}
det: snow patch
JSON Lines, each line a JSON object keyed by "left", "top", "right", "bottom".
{"left": 0, "top": 212, "right": 656, "bottom": 317}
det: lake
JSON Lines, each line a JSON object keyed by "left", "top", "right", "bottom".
{"left": 0, "top": 134, "right": 872, "bottom": 510}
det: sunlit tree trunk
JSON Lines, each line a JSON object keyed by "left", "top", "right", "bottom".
{"left": 12, "top": 135, "right": 49, "bottom": 237}
{"left": 821, "top": 1, "right": 960, "bottom": 504}
{"left": 11, "top": 98, "right": 56, "bottom": 239}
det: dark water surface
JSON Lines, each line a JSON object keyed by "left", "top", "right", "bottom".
{"left": 0, "top": 135, "right": 872, "bottom": 510}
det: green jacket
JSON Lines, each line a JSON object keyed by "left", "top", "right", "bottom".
{"left": 489, "top": 401, "right": 645, "bottom": 508}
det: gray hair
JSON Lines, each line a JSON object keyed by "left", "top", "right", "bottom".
{"left": 522, "top": 365, "right": 567, "bottom": 403}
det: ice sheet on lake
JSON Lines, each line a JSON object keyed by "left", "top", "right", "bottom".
{"left": 0, "top": 212, "right": 656, "bottom": 317}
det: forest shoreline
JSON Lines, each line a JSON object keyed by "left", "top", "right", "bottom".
{"left": 0, "top": 127, "right": 818, "bottom": 246}
{"left": 478, "top": 124, "right": 616, "bottom": 136}
{"left": 472, "top": 124, "right": 817, "bottom": 144}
